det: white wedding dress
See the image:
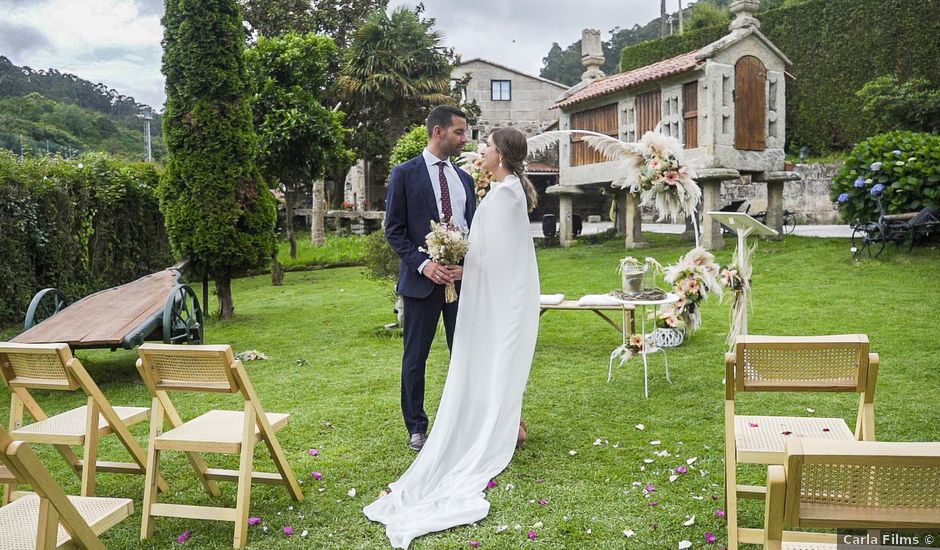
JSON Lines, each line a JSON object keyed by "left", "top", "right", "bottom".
{"left": 364, "top": 175, "right": 540, "bottom": 548}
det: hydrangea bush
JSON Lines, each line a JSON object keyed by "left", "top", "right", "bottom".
{"left": 831, "top": 131, "right": 940, "bottom": 223}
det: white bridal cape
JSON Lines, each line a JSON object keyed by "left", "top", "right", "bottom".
{"left": 364, "top": 175, "right": 540, "bottom": 548}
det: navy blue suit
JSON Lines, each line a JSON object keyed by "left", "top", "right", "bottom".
{"left": 385, "top": 154, "right": 476, "bottom": 435}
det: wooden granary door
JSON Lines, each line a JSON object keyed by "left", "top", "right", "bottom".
{"left": 734, "top": 55, "right": 766, "bottom": 151}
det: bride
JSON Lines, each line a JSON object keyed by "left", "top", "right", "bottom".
{"left": 364, "top": 127, "right": 541, "bottom": 548}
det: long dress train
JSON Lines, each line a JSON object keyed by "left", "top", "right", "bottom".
{"left": 364, "top": 175, "right": 540, "bottom": 548}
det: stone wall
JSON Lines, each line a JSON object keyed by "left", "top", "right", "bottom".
{"left": 716, "top": 162, "right": 843, "bottom": 224}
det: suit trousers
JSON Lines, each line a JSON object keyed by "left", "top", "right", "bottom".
{"left": 401, "top": 283, "right": 459, "bottom": 435}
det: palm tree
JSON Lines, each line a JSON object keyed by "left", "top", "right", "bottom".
{"left": 338, "top": 6, "right": 453, "bottom": 144}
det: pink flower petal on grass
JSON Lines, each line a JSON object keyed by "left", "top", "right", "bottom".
{"left": 486, "top": 480, "right": 498, "bottom": 489}
{"left": 248, "top": 517, "right": 262, "bottom": 526}
{"left": 311, "top": 471, "right": 323, "bottom": 480}
{"left": 527, "top": 530, "right": 537, "bottom": 540}
{"left": 715, "top": 509, "right": 726, "bottom": 519}
{"left": 705, "top": 531, "right": 717, "bottom": 543}
{"left": 538, "top": 498, "right": 549, "bottom": 506}
{"left": 677, "top": 466, "right": 688, "bottom": 474}
{"left": 283, "top": 526, "right": 294, "bottom": 536}
{"left": 308, "top": 448, "right": 320, "bottom": 456}
{"left": 647, "top": 501, "right": 659, "bottom": 506}
{"left": 177, "top": 531, "right": 191, "bottom": 544}
{"left": 469, "top": 541, "right": 481, "bottom": 548}
{"left": 645, "top": 483, "right": 656, "bottom": 493}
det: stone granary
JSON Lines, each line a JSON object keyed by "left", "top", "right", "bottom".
{"left": 550, "top": 0, "right": 798, "bottom": 249}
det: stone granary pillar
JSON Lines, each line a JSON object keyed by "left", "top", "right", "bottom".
{"left": 696, "top": 168, "right": 741, "bottom": 250}
{"left": 546, "top": 185, "right": 584, "bottom": 248}
{"left": 752, "top": 171, "right": 801, "bottom": 239}
{"left": 625, "top": 192, "right": 649, "bottom": 249}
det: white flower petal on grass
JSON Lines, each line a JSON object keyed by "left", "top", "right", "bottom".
{"left": 679, "top": 540, "right": 692, "bottom": 549}
{"left": 806, "top": 408, "right": 816, "bottom": 414}
{"left": 669, "top": 474, "right": 679, "bottom": 483}
{"left": 650, "top": 440, "right": 661, "bottom": 445}
{"left": 505, "top": 483, "right": 515, "bottom": 491}
{"left": 635, "top": 424, "right": 645, "bottom": 431}
{"left": 594, "top": 438, "right": 603, "bottom": 446}
{"left": 495, "top": 525, "right": 509, "bottom": 533}
{"left": 623, "top": 529, "right": 636, "bottom": 537}
{"left": 687, "top": 457, "right": 698, "bottom": 466}
{"left": 569, "top": 450, "right": 578, "bottom": 456}
{"left": 301, "top": 530, "right": 309, "bottom": 538}
{"left": 682, "top": 516, "right": 695, "bottom": 526}
{"left": 692, "top": 495, "right": 704, "bottom": 500}
{"left": 644, "top": 458, "right": 655, "bottom": 463}
{"left": 347, "top": 488, "right": 356, "bottom": 497}
{"left": 533, "top": 521, "right": 543, "bottom": 529}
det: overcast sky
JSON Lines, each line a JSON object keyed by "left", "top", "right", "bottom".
{"left": 0, "top": 0, "right": 666, "bottom": 110}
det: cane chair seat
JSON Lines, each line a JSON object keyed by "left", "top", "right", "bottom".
{"left": 0, "top": 493, "right": 132, "bottom": 549}
{"left": 11, "top": 406, "right": 150, "bottom": 445}
{"left": 155, "top": 410, "right": 291, "bottom": 454}
{"left": 733, "top": 415, "right": 854, "bottom": 464}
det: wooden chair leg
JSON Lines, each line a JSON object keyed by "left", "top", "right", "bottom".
{"left": 261, "top": 431, "right": 303, "bottom": 502}
{"left": 81, "top": 397, "right": 100, "bottom": 496}
{"left": 153, "top": 391, "right": 221, "bottom": 497}
{"left": 141, "top": 397, "right": 163, "bottom": 540}
{"left": 36, "top": 496, "right": 60, "bottom": 550}
{"left": 233, "top": 402, "right": 256, "bottom": 549}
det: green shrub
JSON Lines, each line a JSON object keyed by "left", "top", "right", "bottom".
{"left": 830, "top": 131, "right": 940, "bottom": 223}
{"left": 0, "top": 151, "right": 172, "bottom": 326}
{"left": 362, "top": 230, "right": 400, "bottom": 282}
{"left": 388, "top": 125, "right": 428, "bottom": 167}
{"left": 857, "top": 75, "right": 940, "bottom": 134}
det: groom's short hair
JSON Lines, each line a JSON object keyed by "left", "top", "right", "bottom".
{"left": 426, "top": 105, "right": 466, "bottom": 137}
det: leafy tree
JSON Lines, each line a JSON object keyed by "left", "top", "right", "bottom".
{"left": 240, "top": 0, "right": 387, "bottom": 47}
{"left": 161, "top": 0, "right": 276, "bottom": 319}
{"left": 686, "top": 1, "right": 732, "bottom": 30}
{"left": 245, "top": 32, "right": 352, "bottom": 261}
{"left": 857, "top": 75, "right": 940, "bottom": 133}
{"left": 338, "top": 6, "right": 454, "bottom": 147}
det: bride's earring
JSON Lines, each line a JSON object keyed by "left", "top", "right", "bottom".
{"left": 498, "top": 156, "right": 503, "bottom": 168}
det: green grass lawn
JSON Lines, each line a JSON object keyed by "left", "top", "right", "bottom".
{"left": 1, "top": 234, "right": 938, "bottom": 549}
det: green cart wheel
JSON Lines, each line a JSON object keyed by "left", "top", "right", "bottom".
{"left": 162, "top": 284, "right": 204, "bottom": 344}
{"left": 24, "top": 288, "right": 69, "bottom": 330}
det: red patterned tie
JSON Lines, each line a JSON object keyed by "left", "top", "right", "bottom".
{"left": 436, "top": 161, "right": 453, "bottom": 224}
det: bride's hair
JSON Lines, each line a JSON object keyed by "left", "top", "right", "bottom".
{"left": 491, "top": 127, "right": 538, "bottom": 213}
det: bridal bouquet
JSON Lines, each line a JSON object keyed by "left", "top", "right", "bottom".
{"left": 419, "top": 220, "right": 470, "bottom": 303}
{"left": 457, "top": 148, "right": 494, "bottom": 200}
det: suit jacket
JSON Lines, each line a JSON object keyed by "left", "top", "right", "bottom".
{"left": 385, "top": 154, "right": 477, "bottom": 299}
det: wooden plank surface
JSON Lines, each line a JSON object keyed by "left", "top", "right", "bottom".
{"left": 11, "top": 270, "right": 178, "bottom": 347}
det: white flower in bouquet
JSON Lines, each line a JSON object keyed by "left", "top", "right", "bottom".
{"left": 419, "top": 220, "right": 470, "bottom": 303}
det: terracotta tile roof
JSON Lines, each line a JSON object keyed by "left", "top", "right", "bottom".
{"left": 554, "top": 49, "right": 704, "bottom": 110}
{"left": 524, "top": 162, "right": 558, "bottom": 174}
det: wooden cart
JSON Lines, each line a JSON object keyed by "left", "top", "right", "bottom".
{"left": 10, "top": 268, "right": 203, "bottom": 350}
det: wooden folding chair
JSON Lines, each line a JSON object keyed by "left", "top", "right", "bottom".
{"left": 724, "top": 334, "right": 880, "bottom": 549}
{"left": 136, "top": 343, "right": 303, "bottom": 549}
{"left": 0, "top": 342, "right": 167, "bottom": 500}
{"left": 0, "top": 424, "right": 134, "bottom": 549}
{"left": 761, "top": 439, "right": 940, "bottom": 549}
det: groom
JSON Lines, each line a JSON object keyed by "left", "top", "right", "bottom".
{"left": 385, "top": 105, "right": 476, "bottom": 451}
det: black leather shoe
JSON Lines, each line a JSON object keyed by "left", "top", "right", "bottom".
{"left": 408, "top": 432, "right": 427, "bottom": 451}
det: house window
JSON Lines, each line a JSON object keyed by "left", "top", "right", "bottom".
{"left": 491, "top": 80, "right": 511, "bottom": 101}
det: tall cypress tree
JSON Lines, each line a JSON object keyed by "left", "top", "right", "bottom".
{"left": 160, "top": 0, "right": 275, "bottom": 319}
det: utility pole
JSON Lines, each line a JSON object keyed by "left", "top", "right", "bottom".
{"left": 138, "top": 107, "right": 153, "bottom": 161}
{"left": 678, "top": 0, "right": 684, "bottom": 34}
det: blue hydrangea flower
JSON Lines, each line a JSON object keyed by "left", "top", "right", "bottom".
{"left": 854, "top": 176, "right": 866, "bottom": 188}
{"left": 870, "top": 162, "right": 882, "bottom": 171}
{"left": 870, "top": 184, "right": 885, "bottom": 196}
{"left": 837, "top": 193, "right": 849, "bottom": 203}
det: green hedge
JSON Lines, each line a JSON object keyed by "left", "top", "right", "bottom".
{"left": 619, "top": 0, "right": 940, "bottom": 153}
{"left": 830, "top": 131, "right": 940, "bottom": 223}
{"left": 0, "top": 151, "right": 173, "bottom": 326}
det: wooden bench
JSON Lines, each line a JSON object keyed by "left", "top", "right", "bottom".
{"left": 539, "top": 300, "right": 635, "bottom": 334}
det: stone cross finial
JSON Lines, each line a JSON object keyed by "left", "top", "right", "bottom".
{"left": 729, "top": 0, "right": 760, "bottom": 31}
{"left": 580, "top": 29, "right": 605, "bottom": 82}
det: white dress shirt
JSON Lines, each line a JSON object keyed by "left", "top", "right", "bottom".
{"left": 418, "top": 148, "right": 468, "bottom": 275}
